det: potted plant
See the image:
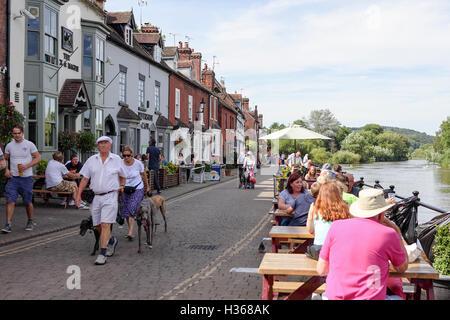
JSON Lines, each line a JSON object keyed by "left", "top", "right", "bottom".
{"left": 204, "top": 162, "right": 211, "bottom": 180}
{"left": 36, "top": 160, "right": 48, "bottom": 176}
{"left": 192, "top": 163, "right": 205, "bottom": 183}
{"left": 76, "top": 131, "right": 96, "bottom": 161}
{"left": 225, "top": 164, "right": 233, "bottom": 176}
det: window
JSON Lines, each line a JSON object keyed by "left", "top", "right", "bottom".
{"left": 155, "top": 81, "right": 160, "bottom": 112}
{"left": 28, "top": 95, "right": 37, "bottom": 146}
{"left": 44, "top": 96, "right": 56, "bottom": 147}
{"left": 175, "top": 88, "right": 180, "bottom": 119}
{"left": 188, "top": 95, "right": 193, "bottom": 122}
{"left": 83, "top": 109, "right": 91, "bottom": 131}
{"left": 214, "top": 97, "right": 218, "bottom": 121}
{"left": 95, "top": 38, "right": 105, "bottom": 82}
{"left": 95, "top": 109, "right": 103, "bottom": 138}
{"left": 44, "top": 7, "right": 57, "bottom": 65}
{"left": 82, "top": 35, "right": 93, "bottom": 79}
{"left": 209, "top": 96, "right": 213, "bottom": 120}
{"left": 138, "top": 77, "right": 145, "bottom": 110}
{"left": 27, "top": 6, "right": 40, "bottom": 58}
{"left": 119, "top": 71, "right": 127, "bottom": 103}
{"left": 125, "top": 26, "right": 133, "bottom": 46}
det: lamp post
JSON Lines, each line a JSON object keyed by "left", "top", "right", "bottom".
{"left": 195, "top": 98, "right": 205, "bottom": 123}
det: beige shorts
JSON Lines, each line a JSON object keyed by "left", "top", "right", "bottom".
{"left": 90, "top": 191, "right": 118, "bottom": 227}
{"left": 50, "top": 180, "right": 76, "bottom": 193}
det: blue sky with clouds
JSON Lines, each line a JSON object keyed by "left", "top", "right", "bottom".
{"left": 105, "top": 0, "right": 450, "bottom": 135}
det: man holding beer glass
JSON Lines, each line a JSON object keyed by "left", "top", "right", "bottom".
{"left": 1, "top": 125, "right": 41, "bottom": 233}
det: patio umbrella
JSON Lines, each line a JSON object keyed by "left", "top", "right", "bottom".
{"left": 259, "top": 125, "right": 331, "bottom": 150}
{"left": 259, "top": 125, "right": 331, "bottom": 141}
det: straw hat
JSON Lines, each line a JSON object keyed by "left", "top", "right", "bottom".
{"left": 349, "top": 188, "right": 394, "bottom": 218}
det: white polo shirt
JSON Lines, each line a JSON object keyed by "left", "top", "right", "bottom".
{"left": 45, "top": 160, "right": 69, "bottom": 189}
{"left": 79, "top": 152, "right": 126, "bottom": 194}
{"left": 4, "top": 139, "right": 38, "bottom": 177}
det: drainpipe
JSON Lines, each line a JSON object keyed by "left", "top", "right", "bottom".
{"left": 6, "top": 0, "right": 10, "bottom": 104}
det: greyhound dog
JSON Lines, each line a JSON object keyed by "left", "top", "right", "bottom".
{"left": 135, "top": 194, "right": 167, "bottom": 253}
{"left": 79, "top": 216, "right": 113, "bottom": 255}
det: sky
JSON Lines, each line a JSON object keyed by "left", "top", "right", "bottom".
{"left": 104, "top": 0, "right": 450, "bottom": 136}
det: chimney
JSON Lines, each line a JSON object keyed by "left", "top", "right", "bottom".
{"left": 141, "top": 24, "right": 159, "bottom": 33}
{"left": 201, "top": 65, "right": 215, "bottom": 91}
{"left": 259, "top": 114, "right": 263, "bottom": 127}
{"left": 191, "top": 52, "right": 202, "bottom": 82}
{"left": 243, "top": 98, "right": 249, "bottom": 111}
{"left": 178, "top": 42, "right": 193, "bottom": 61}
{"left": 178, "top": 41, "right": 183, "bottom": 48}
{"left": 93, "top": 0, "right": 105, "bottom": 10}
{"left": 184, "top": 42, "right": 189, "bottom": 48}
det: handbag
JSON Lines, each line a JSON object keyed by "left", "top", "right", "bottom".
{"left": 306, "top": 244, "right": 322, "bottom": 260}
{"left": 123, "top": 182, "right": 142, "bottom": 195}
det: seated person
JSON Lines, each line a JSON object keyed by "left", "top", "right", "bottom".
{"left": 334, "top": 174, "right": 359, "bottom": 205}
{"left": 46, "top": 152, "right": 88, "bottom": 209}
{"left": 178, "top": 152, "right": 185, "bottom": 165}
{"left": 277, "top": 172, "right": 315, "bottom": 226}
{"left": 317, "top": 188, "right": 408, "bottom": 300}
{"left": 333, "top": 164, "right": 342, "bottom": 175}
{"left": 306, "top": 181, "right": 351, "bottom": 245}
{"left": 65, "top": 154, "right": 83, "bottom": 174}
{"left": 321, "top": 163, "right": 335, "bottom": 179}
{"left": 345, "top": 173, "right": 361, "bottom": 197}
{"left": 305, "top": 165, "right": 318, "bottom": 180}
{"left": 160, "top": 154, "right": 169, "bottom": 166}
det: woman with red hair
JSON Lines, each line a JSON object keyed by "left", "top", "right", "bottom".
{"left": 277, "top": 171, "right": 315, "bottom": 226}
{"left": 306, "top": 181, "right": 351, "bottom": 245}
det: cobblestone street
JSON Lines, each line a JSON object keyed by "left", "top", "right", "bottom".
{"left": 0, "top": 175, "right": 274, "bottom": 300}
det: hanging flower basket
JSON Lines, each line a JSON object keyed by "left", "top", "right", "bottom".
{"left": 174, "top": 137, "right": 183, "bottom": 146}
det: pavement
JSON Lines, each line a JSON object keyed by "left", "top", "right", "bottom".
{"left": 0, "top": 169, "right": 239, "bottom": 248}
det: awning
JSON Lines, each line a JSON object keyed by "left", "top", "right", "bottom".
{"left": 59, "top": 79, "right": 91, "bottom": 114}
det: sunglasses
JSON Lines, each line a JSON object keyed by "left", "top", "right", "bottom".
{"left": 123, "top": 154, "right": 132, "bottom": 158}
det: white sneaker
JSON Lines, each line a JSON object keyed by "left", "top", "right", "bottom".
{"left": 59, "top": 200, "right": 66, "bottom": 206}
{"left": 94, "top": 254, "right": 107, "bottom": 265}
{"left": 78, "top": 203, "right": 90, "bottom": 210}
{"left": 69, "top": 200, "right": 75, "bottom": 206}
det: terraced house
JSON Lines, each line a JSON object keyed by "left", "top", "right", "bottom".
{"left": 8, "top": 0, "right": 108, "bottom": 159}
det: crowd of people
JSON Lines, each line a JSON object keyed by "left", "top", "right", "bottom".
{"left": 0, "top": 126, "right": 170, "bottom": 266}
{"left": 276, "top": 155, "right": 413, "bottom": 300}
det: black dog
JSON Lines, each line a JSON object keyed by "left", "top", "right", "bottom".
{"left": 79, "top": 216, "right": 113, "bottom": 256}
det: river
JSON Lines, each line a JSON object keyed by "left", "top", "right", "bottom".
{"left": 342, "top": 159, "right": 450, "bottom": 224}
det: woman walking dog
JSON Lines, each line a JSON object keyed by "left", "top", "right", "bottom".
{"left": 120, "top": 146, "right": 150, "bottom": 240}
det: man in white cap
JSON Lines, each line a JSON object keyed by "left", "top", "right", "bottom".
{"left": 317, "top": 188, "right": 408, "bottom": 300}
{"left": 75, "top": 136, "right": 127, "bottom": 265}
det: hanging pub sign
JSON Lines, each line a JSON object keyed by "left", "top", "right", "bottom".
{"left": 62, "top": 27, "right": 74, "bottom": 52}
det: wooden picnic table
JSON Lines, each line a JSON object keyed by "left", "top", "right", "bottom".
{"left": 269, "top": 209, "right": 294, "bottom": 226}
{"left": 258, "top": 253, "right": 440, "bottom": 300}
{"left": 269, "top": 226, "right": 314, "bottom": 253}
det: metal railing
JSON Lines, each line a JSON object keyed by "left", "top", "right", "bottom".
{"left": 356, "top": 177, "right": 449, "bottom": 215}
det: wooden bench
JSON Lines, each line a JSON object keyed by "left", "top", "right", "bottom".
{"left": 269, "top": 226, "right": 314, "bottom": 253}
{"left": 273, "top": 281, "right": 326, "bottom": 294}
{"left": 32, "top": 189, "right": 72, "bottom": 208}
{"left": 258, "top": 253, "right": 439, "bottom": 300}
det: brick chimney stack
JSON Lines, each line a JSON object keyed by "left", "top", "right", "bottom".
{"left": 191, "top": 52, "right": 202, "bottom": 82}
{"left": 141, "top": 24, "right": 159, "bottom": 33}
{"left": 201, "top": 63, "right": 215, "bottom": 91}
{"left": 258, "top": 114, "right": 263, "bottom": 127}
{"left": 178, "top": 41, "right": 192, "bottom": 61}
{"left": 93, "top": 0, "right": 105, "bottom": 10}
{"left": 243, "top": 98, "right": 249, "bottom": 111}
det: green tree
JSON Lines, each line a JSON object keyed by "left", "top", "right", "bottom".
{"left": 362, "top": 123, "right": 384, "bottom": 136}
{"left": 375, "top": 131, "right": 410, "bottom": 161}
{"left": 304, "top": 109, "right": 341, "bottom": 139}
{"left": 341, "top": 131, "right": 375, "bottom": 163}
{"left": 433, "top": 117, "right": 450, "bottom": 168}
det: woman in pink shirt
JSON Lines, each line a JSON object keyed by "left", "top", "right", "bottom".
{"left": 317, "top": 188, "right": 408, "bottom": 300}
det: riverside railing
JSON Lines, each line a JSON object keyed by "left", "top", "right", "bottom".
{"left": 355, "top": 177, "right": 449, "bottom": 215}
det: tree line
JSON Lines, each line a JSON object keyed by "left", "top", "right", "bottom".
{"left": 411, "top": 117, "right": 450, "bottom": 169}
{"left": 267, "top": 109, "right": 422, "bottom": 165}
